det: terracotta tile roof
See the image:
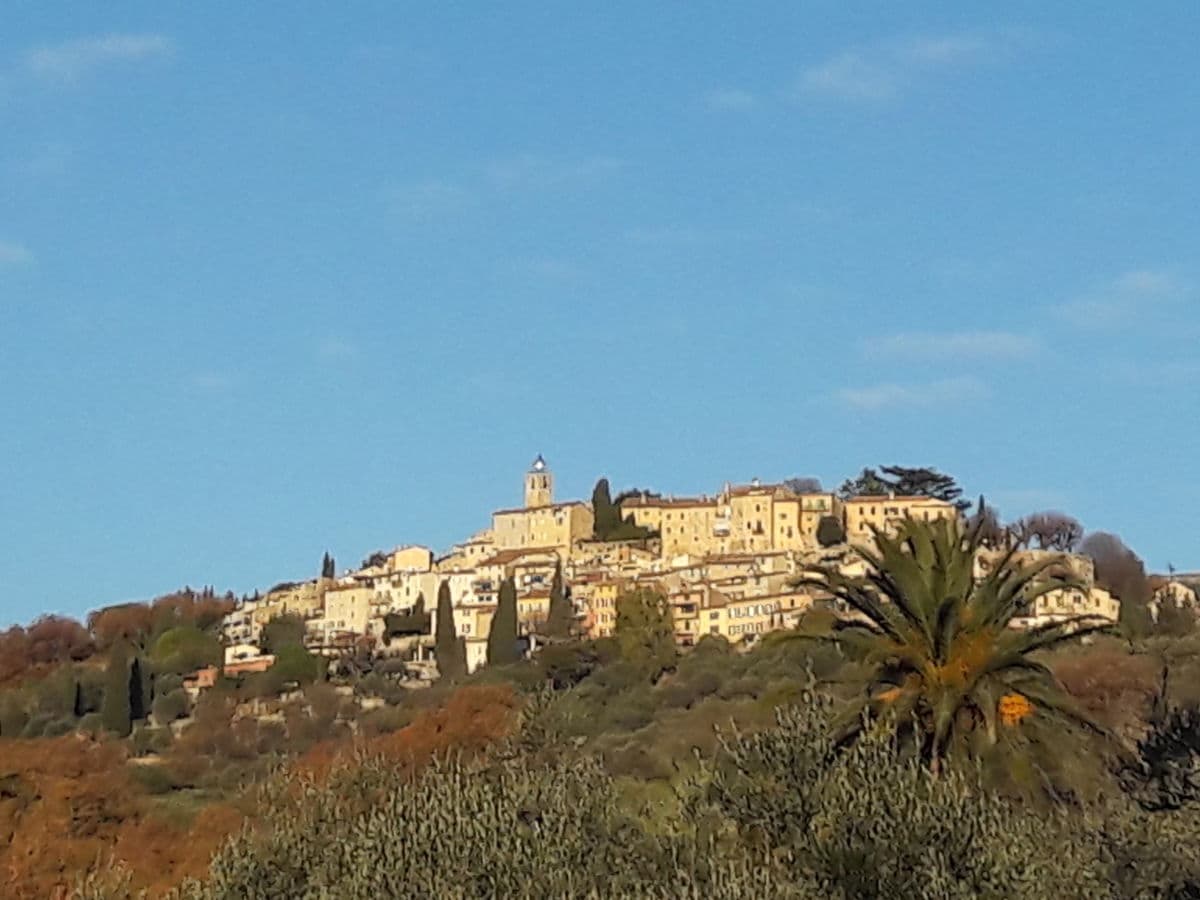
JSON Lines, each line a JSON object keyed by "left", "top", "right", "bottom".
{"left": 704, "top": 551, "right": 787, "bottom": 563}
{"left": 845, "top": 495, "right": 952, "bottom": 504}
{"left": 492, "top": 501, "right": 588, "bottom": 516}
{"left": 476, "top": 547, "right": 562, "bottom": 568}
{"left": 622, "top": 496, "right": 714, "bottom": 509}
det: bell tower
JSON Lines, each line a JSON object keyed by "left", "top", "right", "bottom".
{"left": 524, "top": 454, "right": 553, "bottom": 508}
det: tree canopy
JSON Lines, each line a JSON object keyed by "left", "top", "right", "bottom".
{"left": 838, "top": 465, "right": 969, "bottom": 511}
{"left": 792, "top": 515, "right": 1113, "bottom": 774}
{"left": 1014, "top": 512, "right": 1085, "bottom": 552}
{"left": 260, "top": 614, "right": 307, "bottom": 655}
{"left": 1082, "top": 532, "right": 1153, "bottom": 638}
{"left": 614, "top": 588, "right": 676, "bottom": 681}
{"left": 151, "top": 626, "right": 222, "bottom": 674}
{"left": 592, "top": 477, "right": 657, "bottom": 541}
{"left": 487, "top": 577, "right": 520, "bottom": 666}
{"left": 783, "top": 476, "right": 823, "bottom": 494}
{"left": 435, "top": 580, "right": 466, "bottom": 680}
{"left": 545, "top": 561, "right": 574, "bottom": 639}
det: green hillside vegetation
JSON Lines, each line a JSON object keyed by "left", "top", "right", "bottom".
{"left": 3, "top": 520, "right": 1199, "bottom": 896}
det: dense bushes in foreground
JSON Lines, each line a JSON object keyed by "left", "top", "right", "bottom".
{"left": 73, "top": 697, "right": 1195, "bottom": 899}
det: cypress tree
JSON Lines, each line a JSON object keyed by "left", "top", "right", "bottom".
{"left": 487, "top": 577, "right": 520, "bottom": 667}
{"left": 435, "top": 580, "right": 464, "bottom": 680}
{"left": 129, "top": 655, "right": 146, "bottom": 722}
{"left": 545, "top": 560, "right": 573, "bottom": 639}
{"left": 72, "top": 679, "right": 84, "bottom": 718}
{"left": 321, "top": 552, "right": 336, "bottom": 579}
{"left": 591, "top": 477, "right": 621, "bottom": 539}
{"left": 101, "top": 642, "right": 133, "bottom": 737}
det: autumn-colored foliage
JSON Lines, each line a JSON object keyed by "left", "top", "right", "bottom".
{"left": 0, "top": 617, "right": 94, "bottom": 687}
{"left": 0, "top": 735, "right": 246, "bottom": 899}
{"left": 999, "top": 693, "right": 1034, "bottom": 726}
{"left": 1054, "top": 644, "right": 1161, "bottom": 741}
{"left": 111, "top": 801, "right": 244, "bottom": 897}
{"left": 0, "top": 736, "right": 136, "bottom": 898}
{"left": 295, "top": 684, "right": 520, "bottom": 783}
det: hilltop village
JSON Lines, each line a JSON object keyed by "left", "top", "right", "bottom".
{"left": 213, "top": 457, "right": 1125, "bottom": 683}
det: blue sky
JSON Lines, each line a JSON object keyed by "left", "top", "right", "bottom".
{"left": 2, "top": 4, "right": 1197, "bottom": 626}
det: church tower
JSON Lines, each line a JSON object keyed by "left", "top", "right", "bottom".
{"left": 524, "top": 454, "right": 553, "bottom": 508}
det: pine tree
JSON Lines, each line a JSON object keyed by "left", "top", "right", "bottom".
{"left": 101, "top": 642, "right": 133, "bottom": 737}
{"left": 487, "top": 577, "right": 520, "bottom": 667}
{"left": 435, "top": 580, "right": 465, "bottom": 680}
{"left": 545, "top": 560, "right": 573, "bottom": 639}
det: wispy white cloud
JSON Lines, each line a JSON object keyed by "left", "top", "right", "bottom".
{"left": 860, "top": 330, "right": 1040, "bottom": 361}
{"left": 0, "top": 240, "right": 33, "bottom": 267}
{"left": 897, "top": 35, "right": 991, "bottom": 65}
{"left": 26, "top": 33, "right": 173, "bottom": 81}
{"left": 704, "top": 88, "right": 758, "bottom": 111}
{"left": 836, "top": 376, "right": 989, "bottom": 411}
{"left": 1113, "top": 359, "right": 1200, "bottom": 388}
{"left": 382, "top": 179, "right": 471, "bottom": 221}
{"left": 1054, "top": 268, "right": 1186, "bottom": 329}
{"left": 798, "top": 31, "right": 1021, "bottom": 101}
{"left": 383, "top": 155, "right": 621, "bottom": 223}
{"left": 800, "top": 52, "right": 897, "bottom": 101}
{"left": 484, "top": 154, "right": 623, "bottom": 191}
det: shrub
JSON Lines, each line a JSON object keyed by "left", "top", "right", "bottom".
{"left": 169, "top": 752, "right": 799, "bottom": 899}
{"left": 265, "top": 644, "right": 321, "bottom": 690}
{"left": 130, "top": 724, "right": 172, "bottom": 756}
{"left": 20, "top": 712, "right": 55, "bottom": 738}
{"left": 152, "top": 690, "right": 190, "bottom": 725}
{"left": 127, "top": 761, "right": 181, "bottom": 795}
{"left": 816, "top": 515, "right": 845, "bottom": 547}
{"left": 152, "top": 627, "right": 222, "bottom": 675}
{"left": 42, "top": 717, "right": 76, "bottom": 738}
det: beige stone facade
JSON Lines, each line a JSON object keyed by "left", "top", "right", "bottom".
{"left": 624, "top": 482, "right": 841, "bottom": 558}
{"left": 843, "top": 495, "right": 959, "bottom": 547}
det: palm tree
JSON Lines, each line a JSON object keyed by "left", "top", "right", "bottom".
{"left": 792, "top": 510, "right": 1113, "bottom": 775}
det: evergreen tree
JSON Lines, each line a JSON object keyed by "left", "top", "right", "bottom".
{"left": 487, "top": 577, "right": 521, "bottom": 666}
{"left": 591, "top": 477, "right": 622, "bottom": 539}
{"left": 129, "top": 655, "right": 146, "bottom": 722}
{"left": 816, "top": 515, "right": 846, "bottom": 548}
{"left": 321, "top": 552, "right": 336, "bottom": 579}
{"left": 837, "top": 467, "right": 891, "bottom": 499}
{"left": 100, "top": 642, "right": 133, "bottom": 737}
{"left": 545, "top": 560, "right": 573, "bottom": 639}
{"left": 261, "top": 614, "right": 307, "bottom": 655}
{"left": 435, "top": 580, "right": 465, "bottom": 680}
{"left": 383, "top": 593, "right": 430, "bottom": 641}
{"left": 838, "top": 465, "right": 969, "bottom": 512}
{"left": 614, "top": 588, "right": 676, "bottom": 681}
{"left": 72, "top": 679, "right": 84, "bottom": 718}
